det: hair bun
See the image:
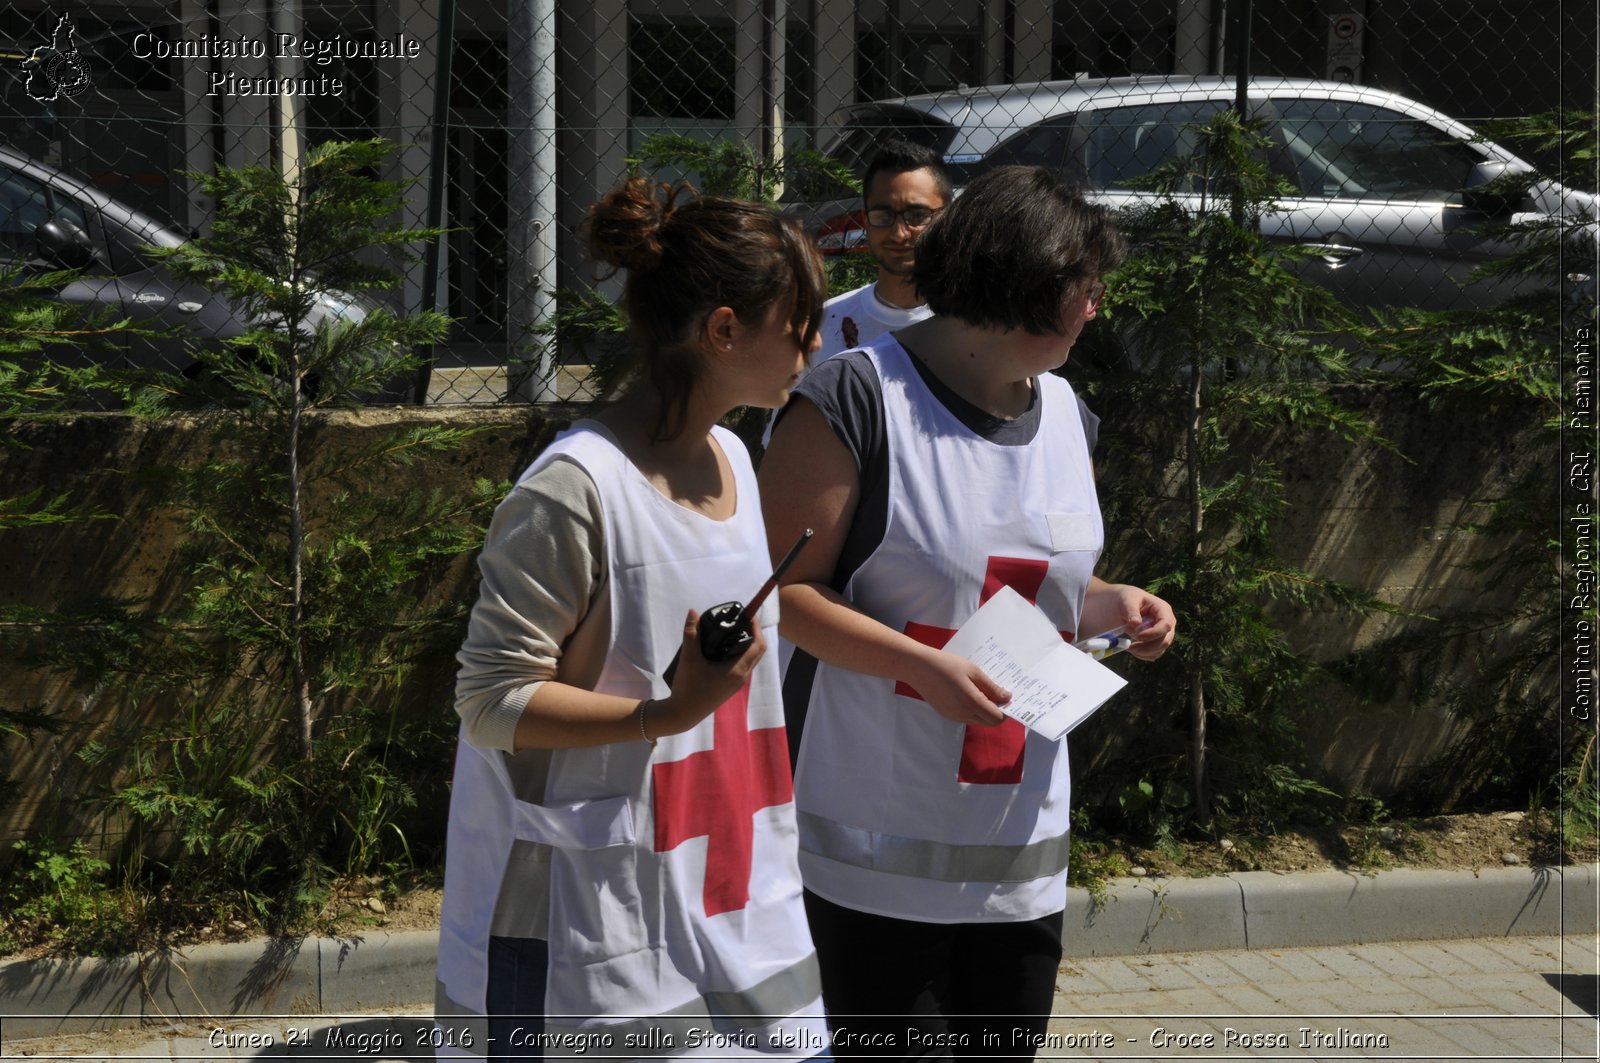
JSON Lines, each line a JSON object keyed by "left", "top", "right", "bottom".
{"left": 584, "top": 177, "right": 687, "bottom": 273}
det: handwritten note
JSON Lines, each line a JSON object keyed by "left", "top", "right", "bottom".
{"left": 942, "top": 585, "right": 1128, "bottom": 740}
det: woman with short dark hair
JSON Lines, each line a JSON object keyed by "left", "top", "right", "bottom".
{"left": 913, "top": 164, "right": 1125, "bottom": 334}
{"left": 760, "top": 165, "right": 1176, "bottom": 1060}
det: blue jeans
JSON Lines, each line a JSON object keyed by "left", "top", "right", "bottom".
{"left": 486, "top": 935, "right": 549, "bottom": 1062}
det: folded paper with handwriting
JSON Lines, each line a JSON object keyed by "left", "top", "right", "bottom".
{"left": 942, "top": 585, "right": 1128, "bottom": 741}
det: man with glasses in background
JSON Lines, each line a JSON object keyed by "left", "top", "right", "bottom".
{"left": 816, "top": 139, "right": 953, "bottom": 364}
{"left": 763, "top": 140, "right": 953, "bottom": 450}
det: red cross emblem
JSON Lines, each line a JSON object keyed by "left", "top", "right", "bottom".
{"left": 897, "top": 556, "right": 1072, "bottom": 785}
{"left": 652, "top": 682, "right": 793, "bottom": 917}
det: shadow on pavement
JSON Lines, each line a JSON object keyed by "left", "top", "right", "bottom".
{"left": 1543, "top": 972, "right": 1599, "bottom": 1016}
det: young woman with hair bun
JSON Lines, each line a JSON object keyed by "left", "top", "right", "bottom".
{"left": 436, "top": 177, "right": 830, "bottom": 1061}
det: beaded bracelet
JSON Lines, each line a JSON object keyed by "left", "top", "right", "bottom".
{"left": 637, "top": 699, "right": 657, "bottom": 748}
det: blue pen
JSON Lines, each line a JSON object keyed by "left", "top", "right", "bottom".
{"left": 1075, "top": 630, "right": 1135, "bottom": 660}
{"left": 1074, "top": 620, "right": 1156, "bottom": 660}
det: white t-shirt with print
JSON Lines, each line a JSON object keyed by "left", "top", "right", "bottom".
{"left": 816, "top": 281, "right": 933, "bottom": 365}
{"left": 763, "top": 281, "right": 933, "bottom": 449}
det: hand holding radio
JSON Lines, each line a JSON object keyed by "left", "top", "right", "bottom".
{"left": 663, "top": 529, "right": 813, "bottom": 686}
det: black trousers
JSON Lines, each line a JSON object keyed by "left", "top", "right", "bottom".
{"left": 803, "top": 890, "right": 1065, "bottom": 1063}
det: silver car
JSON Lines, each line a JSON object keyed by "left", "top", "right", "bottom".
{"left": 0, "top": 145, "right": 401, "bottom": 398}
{"left": 790, "top": 75, "right": 1595, "bottom": 311}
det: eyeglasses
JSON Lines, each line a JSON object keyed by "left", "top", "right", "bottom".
{"left": 864, "top": 206, "right": 942, "bottom": 230}
{"left": 1063, "top": 279, "right": 1106, "bottom": 314}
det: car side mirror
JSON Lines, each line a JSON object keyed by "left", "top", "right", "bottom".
{"left": 1460, "top": 158, "right": 1533, "bottom": 217}
{"left": 36, "top": 217, "right": 97, "bottom": 270}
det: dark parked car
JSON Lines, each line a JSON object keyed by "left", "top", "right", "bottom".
{"left": 0, "top": 144, "right": 381, "bottom": 384}
{"left": 789, "top": 76, "right": 1595, "bottom": 312}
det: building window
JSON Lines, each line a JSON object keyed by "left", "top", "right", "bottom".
{"left": 855, "top": 27, "right": 980, "bottom": 101}
{"left": 450, "top": 38, "right": 509, "bottom": 118}
{"left": 785, "top": 21, "right": 812, "bottom": 122}
{"left": 629, "top": 20, "right": 735, "bottom": 120}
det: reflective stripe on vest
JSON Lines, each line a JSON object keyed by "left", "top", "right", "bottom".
{"left": 436, "top": 953, "right": 821, "bottom": 1059}
{"left": 550, "top": 954, "right": 825, "bottom": 1056}
{"left": 799, "top": 810, "right": 1072, "bottom": 884}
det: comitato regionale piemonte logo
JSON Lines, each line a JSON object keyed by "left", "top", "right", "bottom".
{"left": 22, "top": 12, "right": 93, "bottom": 102}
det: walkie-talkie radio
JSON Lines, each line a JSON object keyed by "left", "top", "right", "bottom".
{"left": 664, "top": 529, "right": 813, "bottom": 684}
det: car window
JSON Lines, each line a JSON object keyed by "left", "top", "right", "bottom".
{"left": 1272, "top": 99, "right": 1483, "bottom": 203}
{"left": 0, "top": 166, "right": 52, "bottom": 259}
{"left": 976, "top": 115, "right": 1078, "bottom": 178}
{"left": 1071, "top": 99, "right": 1232, "bottom": 191}
{"left": 0, "top": 166, "right": 91, "bottom": 263}
{"left": 47, "top": 192, "right": 88, "bottom": 233}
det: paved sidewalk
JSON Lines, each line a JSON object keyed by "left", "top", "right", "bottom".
{"left": 1043, "top": 932, "right": 1598, "bottom": 1061}
{"left": 3, "top": 866, "right": 1595, "bottom": 1060}
{"left": 6, "top": 866, "right": 1595, "bottom": 1046}
{"left": 4, "top": 934, "right": 1595, "bottom": 1061}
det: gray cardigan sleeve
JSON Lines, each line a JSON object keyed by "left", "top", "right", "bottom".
{"left": 453, "top": 455, "right": 609, "bottom": 752}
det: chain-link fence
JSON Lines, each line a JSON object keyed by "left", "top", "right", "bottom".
{"left": 1, "top": 0, "right": 1593, "bottom": 406}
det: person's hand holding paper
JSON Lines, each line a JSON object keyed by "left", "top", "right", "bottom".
{"left": 941, "top": 585, "right": 1128, "bottom": 741}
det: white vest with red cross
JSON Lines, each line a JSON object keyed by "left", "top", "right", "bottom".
{"left": 435, "top": 421, "right": 826, "bottom": 1059}
{"left": 793, "top": 340, "right": 1103, "bottom": 924}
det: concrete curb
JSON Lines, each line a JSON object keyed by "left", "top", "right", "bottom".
{"left": 0, "top": 932, "right": 439, "bottom": 1040}
{"left": 1061, "top": 863, "right": 1600, "bottom": 957}
{"left": 3, "top": 865, "right": 1596, "bottom": 1039}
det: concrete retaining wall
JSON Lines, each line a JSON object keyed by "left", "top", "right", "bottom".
{"left": 0, "top": 388, "right": 1549, "bottom": 849}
